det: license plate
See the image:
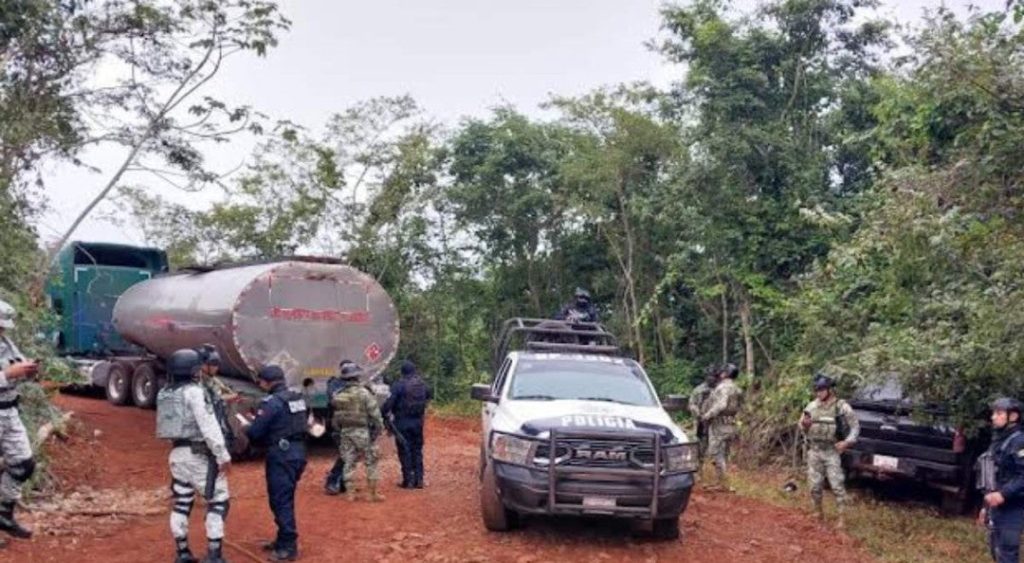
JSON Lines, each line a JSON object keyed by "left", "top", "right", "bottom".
{"left": 582, "top": 496, "right": 616, "bottom": 509}
{"left": 872, "top": 454, "right": 899, "bottom": 470}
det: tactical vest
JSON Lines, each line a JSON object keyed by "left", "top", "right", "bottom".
{"left": 806, "top": 398, "right": 848, "bottom": 444}
{"left": 270, "top": 389, "right": 309, "bottom": 441}
{"left": 204, "top": 383, "right": 235, "bottom": 451}
{"left": 398, "top": 376, "right": 429, "bottom": 418}
{"left": 156, "top": 384, "right": 202, "bottom": 440}
{"left": 332, "top": 385, "right": 371, "bottom": 429}
{"left": 0, "top": 336, "right": 24, "bottom": 404}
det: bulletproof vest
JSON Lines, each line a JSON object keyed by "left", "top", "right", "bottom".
{"left": 398, "top": 376, "right": 428, "bottom": 419}
{"left": 332, "top": 385, "right": 370, "bottom": 429}
{"left": 806, "top": 398, "right": 847, "bottom": 443}
{"left": 156, "top": 384, "right": 202, "bottom": 440}
{"left": 269, "top": 389, "right": 308, "bottom": 441}
{"left": 981, "top": 428, "right": 1024, "bottom": 492}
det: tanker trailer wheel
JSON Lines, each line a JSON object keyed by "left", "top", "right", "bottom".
{"left": 131, "top": 363, "right": 159, "bottom": 409}
{"left": 105, "top": 363, "right": 133, "bottom": 406}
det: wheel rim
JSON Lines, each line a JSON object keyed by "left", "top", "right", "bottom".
{"left": 135, "top": 375, "right": 151, "bottom": 403}
{"left": 109, "top": 372, "right": 124, "bottom": 400}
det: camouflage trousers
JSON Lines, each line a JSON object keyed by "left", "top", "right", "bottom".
{"left": 0, "top": 408, "right": 33, "bottom": 503}
{"left": 168, "top": 447, "right": 230, "bottom": 542}
{"left": 339, "top": 428, "right": 379, "bottom": 487}
{"left": 706, "top": 419, "right": 737, "bottom": 481}
{"left": 807, "top": 444, "right": 846, "bottom": 509}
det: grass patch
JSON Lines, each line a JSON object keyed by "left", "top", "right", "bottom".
{"left": 730, "top": 467, "right": 989, "bottom": 563}
{"left": 431, "top": 398, "right": 480, "bottom": 418}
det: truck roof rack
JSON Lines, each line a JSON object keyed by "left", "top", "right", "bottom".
{"left": 493, "top": 317, "right": 621, "bottom": 370}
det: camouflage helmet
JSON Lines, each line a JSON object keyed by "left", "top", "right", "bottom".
{"left": 0, "top": 299, "right": 15, "bottom": 329}
{"left": 991, "top": 397, "right": 1022, "bottom": 414}
{"left": 339, "top": 362, "right": 364, "bottom": 380}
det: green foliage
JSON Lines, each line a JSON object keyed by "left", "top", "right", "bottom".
{"left": 43, "top": 0, "right": 1024, "bottom": 464}
{"left": 773, "top": 6, "right": 1024, "bottom": 437}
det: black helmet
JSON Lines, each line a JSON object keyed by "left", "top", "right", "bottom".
{"left": 722, "top": 363, "right": 740, "bottom": 379}
{"left": 197, "top": 344, "right": 220, "bottom": 367}
{"left": 813, "top": 373, "right": 834, "bottom": 391}
{"left": 167, "top": 349, "right": 202, "bottom": 382}
{"left": 991, "top": 397, "right": 1023, "bottom": 414}
{"left": 257, "top": 365, "right": 285, "bottom": 383}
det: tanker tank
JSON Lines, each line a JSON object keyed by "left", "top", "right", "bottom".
{"left": 112, "top": 260, "right": 400, "bottom": 389}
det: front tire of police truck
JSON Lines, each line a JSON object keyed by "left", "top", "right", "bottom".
{"left": 480, "top": 459, "right": 519, "bottom": 531}
{"left": 652, "top": 516, "right": 680, "bottom": 540}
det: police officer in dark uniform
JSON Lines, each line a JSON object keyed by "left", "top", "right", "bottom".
{"left": 554, "top": 288, "right": 599, "bottom": 323}
{"left": 244, "top": 366, "right": 308, "bottom": 561}
{"left": 980, "top": 397, "right": 1024, "bottom": 563}
{"left": 381, "top": 360, "right": 432, "bottom": 489}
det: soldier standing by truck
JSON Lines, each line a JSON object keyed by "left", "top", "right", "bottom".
{"left": 155, "top": 349, "right": 231, "bottom": 563}
{"left": 331, "top": 362, "right": 385, "bottom": 502}
{"left": 701, "top": 363, "right": 743, "bottom": 491}
{"left": 689, "top": 365, "right": 719, "bottom": 465}
{"left": 978, "top": 397, "right": 1024, "bottom": 563}
{"left": 0, "top": 299, "right": 38, "bottom": 544}
{"left": 799, "top": 374, "right": 859, "bottom": 528}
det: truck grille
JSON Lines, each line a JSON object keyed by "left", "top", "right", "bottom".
{"left": 534, "top": 436, "right": 656, "bottom": 469}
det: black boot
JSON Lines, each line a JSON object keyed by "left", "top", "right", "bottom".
{"left": 174, "top": 537, "right": 197, "bottom": 563}
{"left": 324, "top": 459, "right": 346, "bottom": 495}
{"left": 413, "top": 474, "right": 424, "bottom": 489}
{"left": 202, "top": 539, "right": 227, "bottom": 563}
{"left": 0, "top": 501, "right": 31, "bottom": 539}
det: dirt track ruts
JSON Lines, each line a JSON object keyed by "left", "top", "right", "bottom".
{"left": 4, "top": 394, "right": 874, "bottom": 562}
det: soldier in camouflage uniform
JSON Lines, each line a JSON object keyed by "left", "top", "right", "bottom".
{"left": 701, "top": 363, "right": 743, "bottom": 491}
{"left": 689, "top": 365, "right": 719, "bottom": 464}
{"left": 0, "top": 299, "right": 38, "bottom": 544}
{"left": 156, "top": 349, "right": 231, "bottom": 563}
{"left": 331, "top": 362, "right": 385, "bottom": 502}
{"left": 799, "top": 374, "right": 859, "bottom": 528}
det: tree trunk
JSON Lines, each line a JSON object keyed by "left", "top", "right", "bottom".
{"left": 720, "top": 287, "right": 729, "bottom": 364}
{"left": 739, "top": 296, "right": 754, "bottom": 378}
{"left": 616, "top": 181, "right": 644, "bottom": 365}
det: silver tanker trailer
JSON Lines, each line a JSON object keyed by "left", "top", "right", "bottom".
{"left": 82, "top": 259, "right": 399, "bottom": 452}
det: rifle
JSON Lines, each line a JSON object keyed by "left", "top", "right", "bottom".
{"left": 383, "top": 416, "right": 409, "bottom": 456}
{"left": 205, "top": 455, "right": 218, "bottom": 501}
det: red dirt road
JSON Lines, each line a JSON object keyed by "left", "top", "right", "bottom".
{"left": 3, "top": 394, "right": 873, "bottom": 562}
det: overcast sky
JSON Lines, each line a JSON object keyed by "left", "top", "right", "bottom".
{"left": 40, "top": 0, "right": 1004, "bottom": 246}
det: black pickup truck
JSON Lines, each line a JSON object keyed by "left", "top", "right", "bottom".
{"left": 841, "top": 378, "right": 986, "bottom": 514}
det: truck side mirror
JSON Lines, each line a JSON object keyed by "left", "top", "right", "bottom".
{"left": 662, "top": 394, "right": 686, "bottom": 413}
{"left": 470, "top": 383, "right": 497, "bottom": 403}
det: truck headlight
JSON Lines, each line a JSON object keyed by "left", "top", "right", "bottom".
{"left": 491, "top": 432, "right": 534, "bottom": 465}
{"left": 664, "top": 443, "right": 699, "bottom": 473}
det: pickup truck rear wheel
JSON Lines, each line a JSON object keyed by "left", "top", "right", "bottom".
{"left": 652, "top": 516, "right": 680, "bottom": 540}
{"left": 480, "top": 460, "right": 519, "bottom": 531}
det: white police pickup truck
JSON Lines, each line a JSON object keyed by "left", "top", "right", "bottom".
{"left": 471, "top": 318, "right": 698, "bottom": 539}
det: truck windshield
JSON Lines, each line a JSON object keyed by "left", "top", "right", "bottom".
{"left": 508, "top": 359, "right": 658, "bottom": 406}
